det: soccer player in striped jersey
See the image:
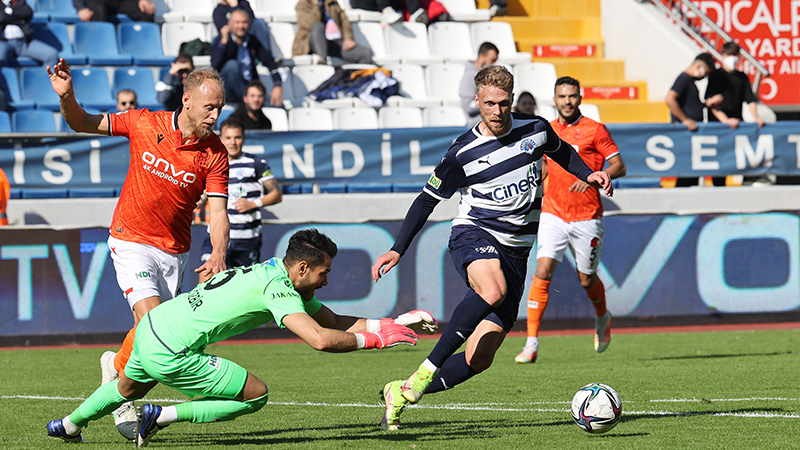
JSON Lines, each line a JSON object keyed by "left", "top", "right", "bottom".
{"left": 515, "top": 76, "right": 627, "bottom": 364}
{"left": 198, "top": 118, "right": 282, "bottom": 283}
{"left": 372, "top": 65, "right": 614, "bottom": 431}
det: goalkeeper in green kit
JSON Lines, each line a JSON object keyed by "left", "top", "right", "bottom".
{"left": 47, "top": 229, "right": 438, "bottom": 447}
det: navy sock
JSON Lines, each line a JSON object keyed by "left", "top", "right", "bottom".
{"left": 427, "top": 290, "right": 493, "bottom": 367}
{"left": 426, "top": 352, "right": 478, "bottom": 394}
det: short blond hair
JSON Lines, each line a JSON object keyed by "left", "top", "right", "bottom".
{"left": 184, "top": 67, "right": 225, "bottom": 97}
{"left": 474, "top": 65, "right": 514, "bottom": 93}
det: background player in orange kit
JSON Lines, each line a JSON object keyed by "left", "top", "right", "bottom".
{"left": 515, "top": 76, "right": 626, "bottom": 364}
{"left": 48, "top": 58, "right": 231, "bottom": 439}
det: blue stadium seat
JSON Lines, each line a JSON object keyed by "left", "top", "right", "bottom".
{"left": 69, "top": 188, "right": 117, "bottom": 198}
{"left": 0, "top": 111, "right": 11, "bottom": 132}
{"left": 74, "top": 22, "right": 133, "bottom": 65}
{"left": 392, "top": 181, "right": 424, "bottom": 192}
{"left": 0, "top": 68, "right": 36, "bottom": 110}
{"left": 9, "top": 188, "right": 22, "bottom": 199}
{"left": 346, "top": 182, "right": 393, "bottom": 193}
{"left": 113, "top": 68, "right": 160, "bottom": 111}
{"left": 36, "top": 0, "right": 79, "bottom": 23}
{"left": 31, "top": 22, "right": 88, "bottom": 65}
{"left": 72, "top": 68, "right": 115, "bottom": 111}
{"left": 21, "top": 188, "right": 69, "bottom": 198}
{"left": 215, "top": 109, "right": 235, "bottom": 130}
{"left": 283, "top": 184, "right": 312, "bottom": 194}
{"left": 118, "top": 22, "right": 172, "bottom": 66}
{"left": 20, "top": 68, "right": 60, "bottom": 110}
{"left": 12, "top": 110, "right": 57, "bottom": 132}
{"left": 318, "top": 182, "right": 347, "bottom": 193}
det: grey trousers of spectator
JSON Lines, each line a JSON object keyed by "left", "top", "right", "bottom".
{"left": 309, "top": 22, "right": 372, "bottom": 65}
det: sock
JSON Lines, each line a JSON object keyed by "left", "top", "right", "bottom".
{"left": 586, "top": 277, "right": 607, "bottom": 317}
{"left": 114, "top": 327, "right": 136, "bottom": 374}
{"left": 425, "top": 352, "right": 478, "bottom": 394}
{"left": 157, "top": 406, "right": 179, "bottom": 426}
{"left": 68, "top": 380, "right": 134, "bottom": 427}
{"left": 526, "top": 277, "right": 550, "bottom": 338}
{"left": 61, "top": 416, "right": 80, "bottom": 436}
{"left": 524, "top": 336, "right": 539, "bottom": 349}
{"left": 427, "top": 291, "right": 494, "bottom": 368}
{"left": 175, "top": 393, "right": 269, "bottom": 423}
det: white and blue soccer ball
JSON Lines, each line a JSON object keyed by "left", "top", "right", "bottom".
{"left": 570, "top": 383, "right": 622, "bottom": 434}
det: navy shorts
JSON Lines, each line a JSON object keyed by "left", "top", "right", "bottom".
{"left": 200, "top": 236, "right": 261, "bottom": 269}
{"left": 448, "top": 225, "right": 530, "bottom": 332}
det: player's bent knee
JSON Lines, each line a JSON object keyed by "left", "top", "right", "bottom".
{"left": 244, "top": 392, "right": 269, "bottom": 413}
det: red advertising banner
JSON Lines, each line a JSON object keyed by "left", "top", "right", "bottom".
{"left": 532, "top": 45, "right": 597, "bottom": 57}
{"left": 696, "top": 0, "right": 799, "bottom": 106}
{"left": 582, "top": 86, "right": 640, "bottom": 100}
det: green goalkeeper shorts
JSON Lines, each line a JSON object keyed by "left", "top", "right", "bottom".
{"left": 124, "top": 314, "right": 248, "bottom": 400}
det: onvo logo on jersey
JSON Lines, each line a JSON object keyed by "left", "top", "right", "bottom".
{"left": 142, "top": 151, "right": 197, "bottom": 188}
{"left": 493, "top": 174, "right": 538, "bottom": 201}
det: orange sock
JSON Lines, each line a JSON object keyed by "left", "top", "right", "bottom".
{"left": 114, "top": 327, "right": 136, "bottom": 375}
{"left": 586, "top": 277, "right": 607, "bottom": 317}
{"left": 526, "top": 277, "right": 550, "bottom": 337}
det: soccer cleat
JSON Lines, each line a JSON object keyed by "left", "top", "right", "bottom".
{"left": 400, "top": 366, "right": 435, "bottom": 404}
{"left": 515, "top": 344, "right": 538, "bottom": 364}
{"left": 113, "top": 401, "right": 138, "bottom": 440}
{"left": 134, "top": 404, "right": 166, "bottom": 448}
{"left": 380, "top": 380, "right": 408, "bottom": 431}
{"left": 47, "top": 419, "right": 86, "bottom": 443}
{"left": 594, "top": 312, "right": 611, "bottom": 353}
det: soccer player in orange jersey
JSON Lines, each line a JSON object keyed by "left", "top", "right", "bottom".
{"left": 48, "top": 58, "right": 231, "bottom": 438}
{"left": 515, "top": 76, "right": 626, "bottom": 364}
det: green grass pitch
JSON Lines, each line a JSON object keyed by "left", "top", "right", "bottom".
{"left": 1, "top": 328, "right": 798, "bottom": 449}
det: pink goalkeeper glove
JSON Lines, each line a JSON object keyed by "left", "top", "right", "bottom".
{"left": 357, "top": 323, "right": 418, "bottom": 349}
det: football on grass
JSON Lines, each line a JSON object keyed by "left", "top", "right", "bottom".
{"left": 571, "top": 383, "right": 622, "bottom": 434}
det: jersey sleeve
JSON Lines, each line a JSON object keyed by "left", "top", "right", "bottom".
{"left": 108, "top": 109, "right": 146, "bottom": 139}
{"left": 422, "top": 147, "right": 467, "bottom": 200}
{"left": 595, "top": 124, "right": 620, "bottom": 160}
{"left": 264, "top": 276, "right": 312, "bottom": 328}
{"left": 205, "top": 147, "right": 229, "bottom": 198}
{"left": 257, "top": 157, "right": 274, "bottom": 182}
{"left": 539, "top": 120, "right": 564, "bottom": 154}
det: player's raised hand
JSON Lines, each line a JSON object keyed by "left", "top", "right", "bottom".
{"left": 587, "top": 171, "right": 613, "bottom": 197}
{"left": 363, "top": 323, "right": 417, "bottom": 349}
{"left": 371, "top": 250, "right": 400, "bottom": 282}
{"left": 394, "top": 310, "right": 438, "bottom": 335}
{"left": 47, "top": 58, "right": 74, "bottom": 98}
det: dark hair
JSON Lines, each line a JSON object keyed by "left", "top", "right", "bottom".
{"left": 245, "top": 80, "right": 266, "bottom": 96}
{"left": 515, "top": 91, "right": 536, "bottom": 113}
{"left": 284, "top": 229, "right": 338, "bottom": 268}
{"left": 174, "top": 53, "right": 194, "bottom": 67}
{"left": 720, "top": 41, "right": 740, "bottom": 56}
{"left": 477, "top": 41, "right": 499, "bottom": 57}
{"left": 694, "top": 53, "right": 716, "bottom": 71}
{"left": 554, "top": 76, "right": 581, "bottom": 93}
{"left": 220, "top": 117, "right": 244, "bottom": 134}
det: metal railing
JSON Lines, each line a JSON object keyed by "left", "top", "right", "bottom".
{"left": 646, "top": 0, "right": 769, "bottom": 94}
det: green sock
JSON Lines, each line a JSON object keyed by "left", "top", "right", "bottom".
{"left": 68, "top": 380, "right": 128, "bottom": 427}
{"left": 175, "top": 393, "right": 268, "bottom": 424}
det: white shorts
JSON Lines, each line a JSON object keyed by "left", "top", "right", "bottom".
{"left": 107, "top": 236, "right": 189, "bottom": 310}
{"left": 535, "top": 212, "right": 604, "bottom": 275}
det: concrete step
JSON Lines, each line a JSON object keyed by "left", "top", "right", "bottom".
{"left": 580, "top": 81, "right": 649, "bottom": 101}
{"left": 519, "top": 39, "right": 605, "bottom": 59}
{"left": 583, "top": 100, "right": 670, "bottom": 124}
{"left": 477, "top": 0, "right": 600, "bottom": 18}
{"left": 533, "top": 58, "right": 626, "bottom": 83}
{"left": 498, "top": 16, "right": 601, "bottom": 41}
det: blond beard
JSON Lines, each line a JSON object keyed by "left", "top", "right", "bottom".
{"left": 187, "top": 114, "right": 212, "bottom": 140}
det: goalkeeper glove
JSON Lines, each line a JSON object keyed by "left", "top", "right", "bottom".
{"left": 356, "top": 323, "right": 418, "bottom": 349}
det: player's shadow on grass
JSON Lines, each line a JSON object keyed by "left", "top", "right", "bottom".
{"left": 619, "top": 406, "right": 788, "bottom": 425}
{"left": 649, "top": 350, "right": 792, "bottom": 361}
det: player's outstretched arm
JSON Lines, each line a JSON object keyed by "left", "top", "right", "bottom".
{"left": 283, "top": 312, "right": 417, "bottom": 352}
{"left": 47, "top": 58, "right": 109, "bottom": 135}
{"left": 371, "top": 250, "right": 401, "bottom": 282}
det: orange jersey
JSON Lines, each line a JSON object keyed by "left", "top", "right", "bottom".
{"left": 0, "top": 167, "right": 8, "bottom": 225}
{"left": 109, "top": 109, "right": 229, "bottom": 254}
{"left": 543, "top": 115, "right": 619, "bottom": 222}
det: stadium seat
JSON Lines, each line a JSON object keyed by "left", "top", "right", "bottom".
{"left": 536, "top": 104, "right": 558, "bottom": 121}
{"left": 253, "top": 0, "right": 297, "bottom": 22}
{"left": 118, "top": 22, "right": 173, "bottom": 66}
{"left": 113, "top": 68, "right": 160, "bottom": 111}
{"left": 0, "top": 111, "right": 11, "bottom": 132}
{"left": 74, "top": 22, "right": 133, "bottom": 65}
{"left": 514, "top": 62, "right": 558, "bottom": 106}
{"left": 428, "top": 22, "right": 474, "bottom": 63}
{"left": 471, "top": 22, "right": 532, "bottom": 65}
{"left": 36, "top": 0, "right": 79, "bottom": 23}
{"left": 426, "top": 63, "right": 462, "bottom": 106}
{"left": 384, "top": 22, "right": 443, "bottom": 66}
{"left": 292, "top": 65, "right": 353, "bottom": 109}
{"left": 385, "top": 63, "right": 439, "bottom": 108}
{"left": 379, "top": 106, "right": 423, "bottom": 129}
{"left": 72, "top": 68, "right": 115, "bottom": 111}
{"left": 161, "top": 22, "right": 207, "bottom": 57}
{"left": 337, "top": 0, "right": 380, "bottom": 22}
{"left": 334, "top": 107, "right": 378, "bottom": 130}
{"left": 264, "top": 22, "right": 300, "bottom": 66}
{"left": 1, "top": 68, "right": 36, "bottom": 110}
{"left": 580, "top": 103, "right": 602, "bottom": 122}
{"left": 20, "top": 67, "right": 60, "bottom": 110}
{"left": 30, "top": 22, "right": 87, "bottom": 65}
{"left": 423, "top": 106, "right": 467, "bottom": 127}
{"left": 262, "top": 107, "right": 289, "bottom": 132}
{"left": 437, "top": 0, "right": 491, "bottom": 22}
{"left": 162, "top": 0, "right": 215, "bottom": 22}
{"left": 351, "top": 22, "right": 399, "bottom": 66}
{"left": 288, "top": 107, "right": 333, "bottom": 131}
{"left": 12, "top": 110, "right": 57, "bottom": 132}
{"left": 215, "top": 108, "right": 235, "bottom": 130}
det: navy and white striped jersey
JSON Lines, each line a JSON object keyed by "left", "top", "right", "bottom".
{"left": 221, "top": 152, "right": 273, "bottom": 249}
{"left": 423, "top": 114, "right": 562, "bottom": 248}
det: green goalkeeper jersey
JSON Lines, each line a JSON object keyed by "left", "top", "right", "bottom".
{"left": 145, "top": 257, "right": 323, "bottom": 353}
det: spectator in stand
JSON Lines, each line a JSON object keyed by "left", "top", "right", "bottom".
{"left": 349, "top": 0, "right": 443, "bottom": 25}
{"left": 213, "top": 0, "right": 273, "bottom": 56}
{"left": 665, "top": 53, "right": 720, "bottom": 131}
{"left": 73, "top": 0, "right": 155, "bottom": 22}
{"left": 230, "top": 80, "right": 272, "bottom": 130}
{"left": 156, "top": 54, "right": 193, "bottom": 112}
{"left": 0, "top": 0, "right": 58, "bottom": 68}
{"left": 706, "top": 42, "right": 765, "bottom": 130}
{"left": 116, "top": 89, "right": 137, "bottom": 112}
{"left": 459, "top": 42, "right": 498, "bottom": 127}
{"left": 514, "top": 91, "right": 536, "bottom": 116}
{"left": 211, "top": 8, "right": 283, "bottom": 108}
{"left": 293, "top": 0, "right": 372, "bottom": 65}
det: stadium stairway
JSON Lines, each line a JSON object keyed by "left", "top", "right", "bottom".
{"left": 477, "top": 0, "right": 669, "bottom": 123}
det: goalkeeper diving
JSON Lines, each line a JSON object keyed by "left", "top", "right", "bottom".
{"left": 47, "top": 228, "right": 437, "bottom": 447}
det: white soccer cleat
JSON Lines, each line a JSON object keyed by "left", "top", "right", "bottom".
{"left": 594, "top": 312, "right": 611, "bottom": 353}
{"left": 515, "top": 343, "right": 538, "bottom": 363}
{"left": 114, "top": 401, "right": 138, "bottom": 440}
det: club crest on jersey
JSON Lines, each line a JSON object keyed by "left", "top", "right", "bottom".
{"left": 521, "top": 139, "right": 535, "bottom": 153}
{"left": 427, "top": 173, "right": 442, "bottom": 189}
